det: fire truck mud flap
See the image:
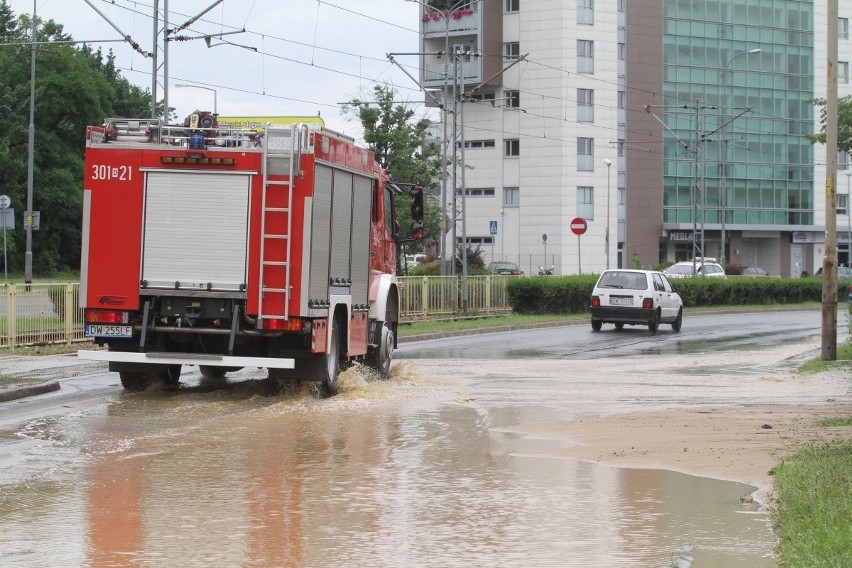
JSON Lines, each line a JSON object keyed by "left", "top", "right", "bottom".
{"left": 77, "top": 351, "right": 295, "bottom": 369}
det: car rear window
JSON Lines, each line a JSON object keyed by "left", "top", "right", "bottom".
{"left": 665, "top": 265, "right": 693, "bottom": 275}
{"left": 599, "top": 271, "right": 648, "bottom": 290}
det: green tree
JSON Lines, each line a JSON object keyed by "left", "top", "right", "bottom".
{"left": 346, "top": 84, "right": 440, "bottom": 253}
{"left": 807, "top": 95, "right": 852, "bottom": 153}
{"left": 0, "top": 2, "right": 154, "bottom": 275}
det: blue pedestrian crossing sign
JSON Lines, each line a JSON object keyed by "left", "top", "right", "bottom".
{"left": 489, "top": 220, "right": 498, "bottom": 235}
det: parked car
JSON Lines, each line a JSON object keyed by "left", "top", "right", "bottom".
{"left": 741, "top": 266, "right": 769, "bottom": 277}
{"left": 487, "top": 261, "right": 523, "bottom": 275}
{"left": 404, "top": 254, "right": 426, "bottom": 271}
{"left": 664, "top": 258, "right": 726, "bottom": 278}
{"left": 590, "top": 269, "right": 683, "bottom": 333}
{"left": 814, "top": 265, "right": 852, "bottom": 278}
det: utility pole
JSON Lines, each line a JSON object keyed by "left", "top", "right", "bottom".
{"left": 822, "top": 0, "right": 839, "bottom": 361}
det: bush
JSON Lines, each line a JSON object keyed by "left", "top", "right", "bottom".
{"left": 505, "top": 274, "right": 839, "bottom": 314}
{"left": 507, "top": 275, "right": 599, "bottom": 314}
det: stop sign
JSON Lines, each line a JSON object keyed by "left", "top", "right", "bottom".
{"left": 570, "top": 217, "right": 587, "bottom": 235}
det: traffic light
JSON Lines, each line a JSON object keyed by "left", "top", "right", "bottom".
{"left": 410, "top": 185, "right": 424, "bottom": 240}
{"left": 411, "top": 185, "right": 424, "bottom": 220}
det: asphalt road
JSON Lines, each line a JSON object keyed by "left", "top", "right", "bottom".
{"left": 397, "top": 307, "right": 838, "bottom": 360}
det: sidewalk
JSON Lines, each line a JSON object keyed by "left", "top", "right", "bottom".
{"left": 0, "top": 352, "right": 104, "bottom": 402}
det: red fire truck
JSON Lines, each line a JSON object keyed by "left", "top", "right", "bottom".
{"left": 77, "top": 113, "right": 420, "bottom": 396}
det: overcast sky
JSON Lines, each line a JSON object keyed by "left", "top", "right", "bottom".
{"left": 7, "top": 0, "right": 426, "bottom": 139}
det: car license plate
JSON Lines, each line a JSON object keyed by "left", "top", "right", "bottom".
{"left": 610, "top": 297, "right": 633, "bottom": 306}
{"left": 85, "top": 324, "right": 132, "bottom": 338}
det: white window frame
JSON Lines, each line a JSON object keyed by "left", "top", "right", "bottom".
{"left": 505, "top": 0, "right": 519, "bottom": 12}
{"left": 577, "top": 137, "right": 594, "bottom": 171}
{"left": 503, "top": 41, "right": 520, "bottom": 60}
{"left": 504, "top": 186, "right": 520, "bottom": 206}
{"left": 504, "top": 139, "right": 520, "bottom": 157}
{"left": 503, "top": 89, "right": 520, "bottom": 108}
{"left": 577, "top": 186, "right": 594, "bottom": 220}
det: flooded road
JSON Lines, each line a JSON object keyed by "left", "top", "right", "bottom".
{"left": 0, "top": 360, "right": 798, "bottom": 567}
{"left": 4, "top": 310, "right": 843, "bottom": 566}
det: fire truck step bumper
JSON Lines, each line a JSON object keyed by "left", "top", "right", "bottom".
{"left": 77, "top": 350, "right": 295, "bottom": 369}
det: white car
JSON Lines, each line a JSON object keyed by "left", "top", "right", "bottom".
{"left": 590, "top": 269, "right": 683, "bottom": 333}
{"left": 664, "top": 259, "right": 726, "bottom": 278}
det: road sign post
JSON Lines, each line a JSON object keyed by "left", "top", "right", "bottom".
{"left": 570, "top": 217, "right": 588, "bottom": 274}
{"left": 0, "top": 194, "right": 9, "bottom": 282}
{"left": 490, "top": 220, "right": 498, "bottom": 263}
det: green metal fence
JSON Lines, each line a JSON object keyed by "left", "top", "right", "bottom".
{"left": 1, "top": 276, "right": 514, "bottom": 348}
{"left": 1, "top": 283, "right": 86, "bottom": 348}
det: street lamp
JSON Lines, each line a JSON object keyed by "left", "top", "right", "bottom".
{"left": 720, "top": 48, "right": 761, "bottom": 267}
{"left": 175, "top": 83, "right": 218, "bottom": 115}
{"left": 603, "top": 158, "right": 612, "bottom": 270}
{"left": 407, "top": 0, "right": 477, "bottom": 275}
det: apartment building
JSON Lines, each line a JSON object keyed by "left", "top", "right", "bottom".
{"left": 417, "top": 0, "right": 851, "bottom": 277}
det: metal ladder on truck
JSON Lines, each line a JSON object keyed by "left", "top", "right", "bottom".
{"left": 257, "top": 124, "right": 307, "bottom": 327}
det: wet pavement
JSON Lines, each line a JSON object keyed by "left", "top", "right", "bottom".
{"left": 1, "top": 309, "right": 846, "bottom": 566}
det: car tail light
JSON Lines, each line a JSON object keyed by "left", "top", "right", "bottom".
{"left": 642, "top": 298, "right": 654, "bottom": 310}
{"left": 85, "top": 309, "right": 129, "bottom": 324}
{"left": 591, "top": 296, "right": 601, "bottom": 308}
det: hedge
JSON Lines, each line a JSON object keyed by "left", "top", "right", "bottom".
{"left": 506, "top": 275, "right": 847, "bottom": 314}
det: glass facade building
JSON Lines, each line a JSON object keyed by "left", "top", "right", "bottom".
{"left": 661, "top": 0, "right": 815, "bottom": 228}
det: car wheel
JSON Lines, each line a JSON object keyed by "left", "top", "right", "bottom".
{"left": 614, "top": 323, "right": 624, "bottom": 330}
{"left": 671, "top": 308, "right": 683, "bottom": 332}
{"left": 648, "top": 310, "right": 659, "bottom": 333}
{"left": 591, "top": 318, "right": 602, "bottom": 331}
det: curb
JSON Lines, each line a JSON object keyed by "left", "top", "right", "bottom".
{"left": 0, "top": 380, "right": 61, "bottom": 403}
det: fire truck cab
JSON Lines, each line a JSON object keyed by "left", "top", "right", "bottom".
{"left": 78, "top": 115, "right": 419, "bottom": 396}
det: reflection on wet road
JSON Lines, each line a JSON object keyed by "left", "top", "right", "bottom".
{"left": 398, "top": 309, "right": 831, "bottom": 360}
{"left": 0, "top": 359, "right": 779, "bottom": 567}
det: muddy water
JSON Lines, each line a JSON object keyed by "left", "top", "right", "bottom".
{"left": 0, "top": 363, "right": 775, "bottom": 567}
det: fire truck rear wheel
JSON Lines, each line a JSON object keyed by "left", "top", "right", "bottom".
{"left": 119, "top": 371, "right": 153, "bottom": 391}
{"left": 159, "top": 364, "right": 182, "bottom": 387}
{"left": 321, "top": 319, "right": 341, "bottom": 397}
{"left": 367, "top": 314, "right": 395, "bottom": 379}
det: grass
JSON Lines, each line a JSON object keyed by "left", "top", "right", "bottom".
{"left": 797, "top": 342, "right": 852, "bottom": 373}
{"left": 772, "top": 443, "right": 852, "bottom": 567}
{"left": 397, "top": 313, "right": 579, "bottom": 337}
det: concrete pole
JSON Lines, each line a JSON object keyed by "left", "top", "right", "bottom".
{"left": 822, "top": 0, "right": 839, "bottom": 361}
{"left": 24, "top": 0, "right": 36, "bottom": 286}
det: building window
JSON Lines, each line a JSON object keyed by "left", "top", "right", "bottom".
{"left": 840, "top": 18, "right": 849, "bottom": 40}
{"left": 577, "top": 137, "right": 594, "bottom": 170}
{"left": 503, "top": 41, "right": 520, "bottom": 60}
{"left": 617, "top": 90, "right": 626, "bottom": 125}
{"left": 457, "top": 187, "right": 495, "bottom": 197}
{"left": 504, "top": 186, "right": 520, "bottom": 205}
{"left": 503, "top": 89, "right": 520, "bottom": 108}
{"left": 459, "top": 139, "right": 496, "bottom": 149}
{"left": 577, "top": 186, "right": 594, "bottom": 220}
{"left": 504, "top": 138, "right": 520, "bottom": 157}
{"left": 838, "top": 193, "right": 848, "bottom": 216}
{"left": 463, "top": 236, "right": 495, "bottom": 246}
{"left": 840, "top": 61, "right": 849, "bottom": 84}
{"left": 577, "top": 40, "right": 594, "bottom": 73}
{"left": 577, "top": 0, "right": 594, "bottom": 25}
{"left": 840, "top": 150, "right": 850, "bottom": 171}
{"left": 577, "top": 88, "right": 594, "bottom": 122}
{"left": 505, "top": 0, "right": 519, "bottom": 12}
{"left": 469, "top": 91, "right": 496, "bottom": 103}
{"left": 618, "top": 0, "right": 625, "bottom": 13}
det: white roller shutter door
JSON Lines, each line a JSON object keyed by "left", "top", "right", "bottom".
{"left": 142, "top": 171, "right": 250, "bottom": 291}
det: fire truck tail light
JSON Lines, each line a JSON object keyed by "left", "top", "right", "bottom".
{"left": 263, "top": 319, "right": 303, "bottom": 332}
{"left": 642, "top": 298, "right": 654, "bottom": 310}
{"left": 86, "top": 309, "right": 129, "bottom": 324}
{"left": 591, "top": 296, "right": 601, "bottom": 308}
